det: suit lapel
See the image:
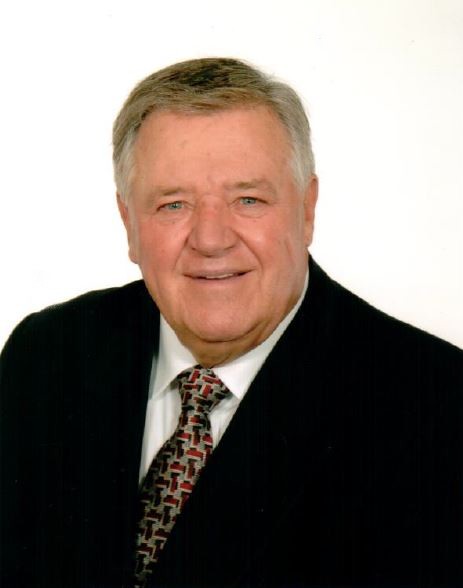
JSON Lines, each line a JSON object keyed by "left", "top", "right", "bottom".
{"left": 80, "top": 281, "right": 159, "bottom": 583}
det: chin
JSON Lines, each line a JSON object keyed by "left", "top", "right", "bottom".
{"left": 181, "top": 311, "right": 256, "bottom": 343}
{"left": 190, "top": 323, "right": 248, "bottom": 344}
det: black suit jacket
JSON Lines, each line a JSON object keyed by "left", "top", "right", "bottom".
{"left": 1, "top": 259, "right": 462, "bottom": 587}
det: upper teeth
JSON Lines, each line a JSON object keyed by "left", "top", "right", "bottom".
{"left": 203, "top": 273, "right": 235, "bottom": 280}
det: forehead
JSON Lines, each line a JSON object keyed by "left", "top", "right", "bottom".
{"left": 136, "top": 106, "right": 291, "bottom": 153}
{"left": 132, "top": 106, "right": 293, "bottom": 184}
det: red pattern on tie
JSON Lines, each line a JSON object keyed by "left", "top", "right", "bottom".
{"left": 134, "top": 366, "right": 230, "bottom": 587}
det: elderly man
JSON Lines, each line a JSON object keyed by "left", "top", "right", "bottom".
{"left": 1, "top": 58, "right": 462, "bottom": 588}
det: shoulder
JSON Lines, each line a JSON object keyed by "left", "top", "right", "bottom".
{"left": 23, "top": 279, "right": 150, "bottom": 323}
{"left": 1, "top": 280, "right": 157, "bottom": 362}
{"left": 307, "top": 258, "right": 463, "bottom": 373}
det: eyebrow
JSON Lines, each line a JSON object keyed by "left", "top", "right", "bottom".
{"left": 225, "top": 179, "right": 277, "bottom": 194}
{"left": 155, "top": 187, "right": 187, "bottom": 197}
{"left": 147, "top": 179, "right": 276, "bottom": 199}
{"left": 143, "top": 187, "right": 191, "bottom": 204}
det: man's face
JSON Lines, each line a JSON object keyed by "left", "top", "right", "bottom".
{"left": 118, "top": 106, "right": 318, "bottom": 366}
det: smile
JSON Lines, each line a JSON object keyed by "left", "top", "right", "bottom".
{"left": 187, "top": 271, "right": 248, "bottom": 281}
{"left": 201, "top": 273, "right": 239, "bottom": 280}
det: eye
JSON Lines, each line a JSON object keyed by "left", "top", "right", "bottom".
{"left": 234, "top": 195, "right": 268, "bottom": 217}
{"left": 240, "top": 197, "right": 258, "bottom": 205}
{"left": 161, "top": 201, "right": 183, "bottom": 211}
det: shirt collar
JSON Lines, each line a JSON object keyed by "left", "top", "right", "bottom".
{"left": 152, "top": 268, "right": 309, "bottom": 401}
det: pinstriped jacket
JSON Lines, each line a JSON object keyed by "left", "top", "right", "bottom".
{"left": 1, "top": 258, "right": 462, "bottom": 587}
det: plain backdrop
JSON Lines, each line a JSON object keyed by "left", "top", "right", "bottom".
{"left": 1, "top": 0, "right": 462, "bottom": 350}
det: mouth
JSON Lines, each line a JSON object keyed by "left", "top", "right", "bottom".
{"left": 187, "top": 271, "right": 249, "bottom": 281}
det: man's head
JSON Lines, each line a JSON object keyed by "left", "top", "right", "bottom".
{"left": 114, "top": 58, "right": 318, "bottom": 366}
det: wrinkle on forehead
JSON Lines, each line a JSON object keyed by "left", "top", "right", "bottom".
{"left": 131, "top": 107, "right": 297, "bottom": 200}
{"left": 144, "top": 178, "right": 279, "bottom": 204}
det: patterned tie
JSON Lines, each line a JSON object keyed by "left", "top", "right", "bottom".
{"left": 134, "top": 365, "right": 231, "bottom": 587}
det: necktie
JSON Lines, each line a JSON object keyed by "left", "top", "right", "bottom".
{"left": 134, "top": 365, "right": 231, "bottom": 587}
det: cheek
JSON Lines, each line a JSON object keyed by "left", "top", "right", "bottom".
{"left": 276, "top": 216, "right": 310, "bottom": 272}
{"left": 276, "top": 210, "right": 307, "bottom": 251}
{"left": 138, "top": 225, "right": 184, "bottom": 272}
{"left": 242, "top": 214, "right": 302, "bottom": 264}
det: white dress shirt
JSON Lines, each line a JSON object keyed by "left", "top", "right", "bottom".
{"left": 139, "top": 271, "right": 309, "bottom": 481}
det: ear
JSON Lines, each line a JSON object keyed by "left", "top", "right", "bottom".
{"left": 117, "top": 193, "right": 129, "bottom": 228}
{"left": 117, "top": 193, "right": 138, "bottom": 264}
{"left": 303, "top": 175, "right": 319, "bottom": 247}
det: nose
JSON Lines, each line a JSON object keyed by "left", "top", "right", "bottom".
{"left": 187, "top": 198, "right": 237, "bottom": 257}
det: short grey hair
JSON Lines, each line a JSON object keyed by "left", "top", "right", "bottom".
{"left": 112, "top": 57, "right": 315, "bottom": 201}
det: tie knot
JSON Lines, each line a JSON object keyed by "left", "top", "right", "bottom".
{"left": 176, "top": 365, "right": 230, "bottom": 416}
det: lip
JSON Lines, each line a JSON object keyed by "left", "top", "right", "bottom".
{"left": 185, "top": 270, "right": 250, "bottom": 281}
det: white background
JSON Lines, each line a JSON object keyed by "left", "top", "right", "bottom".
{"left": 1, "top": 0, "right": 462, "bottom": 350}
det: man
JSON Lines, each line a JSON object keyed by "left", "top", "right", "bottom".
{"left": 1, "top": 58, "right": 462, "bottom": 588}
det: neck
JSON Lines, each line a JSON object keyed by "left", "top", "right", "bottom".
{"left": 179, "top": 330, "right": 267, "bottom": 368}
